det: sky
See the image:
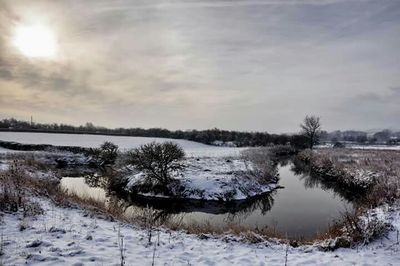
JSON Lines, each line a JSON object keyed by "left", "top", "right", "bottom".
{"left": 0, "top": 0, "right": 399, "bottom": 133}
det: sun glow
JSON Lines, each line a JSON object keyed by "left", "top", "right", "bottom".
{"left": 13, "top": 24, "right": 58, "bottom": 59}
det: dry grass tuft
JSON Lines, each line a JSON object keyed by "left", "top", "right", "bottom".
{"left": 0, "top": 161, "right": 44, "bottom": 216}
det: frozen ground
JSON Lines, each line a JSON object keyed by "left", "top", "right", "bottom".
{"left": 0, "top": 133, "right": 270, "bottom": 201}
{"left": 1, "top": 198, "right": 399, "bottom": 266}
{"left": 347, "top": 145, "right": 400, "bottom": 151}
{"left": 0, "top": 133, "right": 267, "bottom": 200}
{"left": 0, "top": 147, "right": 22, "bottom": 153}
{"left": 0, "top": 132, "right": 245, "bottom": 157}
{"left": 1, "top": 133, "right": 400, "bottom": 265}
{"left": 317, "top": 144, "right": 400, "bottom": 151}
{"left": 127, "top": 157, "right": 276, "bottom": 201}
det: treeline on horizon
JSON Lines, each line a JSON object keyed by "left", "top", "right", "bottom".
{"left": 0, "top": 118, "right": 309, "bottom": 148}
{"left": 1, "top": 118, "right": 399, "bottom": 147}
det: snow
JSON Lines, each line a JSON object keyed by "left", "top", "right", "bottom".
{"left": 348, "top": 145, "right": 400, "bottom": 151}
{"left": 0, "top": 132, "right": 271, "bottom": 201}
{"left": 180, "top": 157, "right": 276, "bottom": 200}
{"left": 300, "top": 149, "right": 390, "bottom": 189}
{"left": 125, "top": 157, "right": 277, "bottom": 201}
{"left": 0, "top": 132, "right": 244, "bottom": 157}
{"left": 0, "top": 162, "right": 8, "bottom": 171}
{"left": 317, "top": 144, "right": 400, "bottom": 151}
{"left": 0, "top": 147, "right": 22, "bottom": 154}
{"left": 1, "top": 198, "right": 400, "bottom": 265}
{"left": 1, "top": 135, "right": 400, "bottom": 264}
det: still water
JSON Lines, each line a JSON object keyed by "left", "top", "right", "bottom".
{"left": 61, "top": 162, "right": 354, "bottom": 239}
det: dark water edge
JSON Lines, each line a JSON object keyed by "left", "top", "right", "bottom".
{"left": 61, "top": 159, "right": 357, "bottom": 240}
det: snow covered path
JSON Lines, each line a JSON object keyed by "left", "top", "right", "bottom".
{"left": 1, "top": 199, "right": 399, "bottom": 265}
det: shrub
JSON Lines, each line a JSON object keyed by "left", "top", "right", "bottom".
{"left": 333, "top": 142, "right": 345, "bottom": 148}
{"left": 88, "top": 141, "right": 119, "bottom": 167}
{"left": 241, "top": 148, "right": 278, "bottom": 184}
{"left": 0, "top": 161, "right": 44, "bottom": 215}
{"left": 0, "top": 161, "right": 27, "bottom": 212}
{"left": 269, "top": 145, "right": 297, "bottom": 157}
{"left": 126, "top": 142, "right": 185, "bottom": 194}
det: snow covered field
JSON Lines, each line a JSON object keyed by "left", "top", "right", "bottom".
{"left": 317, "top": 144, "right": 400, "bottom": 151}
{"left": 1, "top": 132, "right": 400, "bottom": 265}
{"left": 0, "top": 132, "right": 244, "bottom": 157}
{"left": 126, "top": 157, "right": 276, "bottom": 201}
{"left": 347, "top": 145, "right": 400, "bottom": 151}
{"left": 0, "top": 132, "right": 272, "bottom": 201}
{"left": 0, "top": 147, "right": 21, "bottom": 154}
{"left": 1, "top": 198, "right": 399, "bottom": 265}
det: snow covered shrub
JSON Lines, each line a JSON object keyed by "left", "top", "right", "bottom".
{"left": 268, "top": 145, "right": 297, "bottom": 157}
{"left": 88, "top": 141, "right": 119, "bottom": 167}
{"left": 126, "top": 142, "right": 185, "bottom": 195}
{"left": 106, "top": 171, "right": 130, "bottom": 194}
{"left": 318, "top": 204, "right": 394, "bottom": 248}
{"left": 344, "top": 208, "right": 392, "bottom": 245}
{"left": 295, "top": 149, "right": 313, "bottom": 163}
{"left": 0, "top": 161, "right": 43, "bottom": 216}
{"left": 0, "top": 161, "right": 27, "bottom": 212}
{"left": 294, "top": 149, "right": 376, "bottom": 191}
{"left": 0, "top": 232, "right": 3, "bottom": 257}
{"left": 359, "top": 213, "right": 392, "bottom": 244}
{"left": 297, "top": 148, "right": 400, "bottom": 207}
{"left": 367, "top": 175, "right": 400, "bottom": 206}
{"left": 241, "top": 148, "right": 278, "bottom": 184}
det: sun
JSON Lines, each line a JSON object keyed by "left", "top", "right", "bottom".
{"left": 13, "top": 24, "right": 58, "bottom": 59}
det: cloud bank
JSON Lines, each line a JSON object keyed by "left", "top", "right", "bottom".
{"left": 0, "top": 0, "right": 399, "bottom": 132}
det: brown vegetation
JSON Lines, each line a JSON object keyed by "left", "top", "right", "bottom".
{"left": 295, "top": 148, "right": 400, "bottom": 246}
{"left": 1, "top": 147, "right": 399, "bottom": 247}
{"left": 241, "top": 148, "right": 278, "bottom": 183}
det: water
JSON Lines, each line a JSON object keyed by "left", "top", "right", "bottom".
{"left": 60, "top": 162, "right": 354, "bottom": 239}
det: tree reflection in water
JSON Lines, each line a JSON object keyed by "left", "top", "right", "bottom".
{"left": 290, "top": 159, "right": 365, "bottom": 204}
{"left": 75, "top": 157, "right": 359, "bottom": 233}
{"left": 81, "top": 172, "right": 277, "bottom": 228}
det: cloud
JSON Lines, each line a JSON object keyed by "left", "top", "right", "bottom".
{"left": 331, "top": 87, "right": 400, "bottom": 130}
{"left": 1, "top": 0, "right": 400, "bottom": 131}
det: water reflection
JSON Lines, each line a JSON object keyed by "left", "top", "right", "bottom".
{"left": 291, "top": 159, "right": 365, "bottom": 203}
{"left": 61, "top": 160, "right": 355, "bottom": 239}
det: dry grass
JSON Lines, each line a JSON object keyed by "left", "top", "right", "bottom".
{"left": 241, "top": 147, "right": 278, "bottom": 183}
{"left": 295, "top": 148, "right": 399, "bottom": 246}
{"left": 313, "top": 207, "right": 392, "bottom": 250}
{"left": 38, "top": 182, "right": 127, "bottom": 221}
{"left": 0, "top": 161, "right": 44, "bottom": 216}
{"left": 165, "top": 219, "right": 285, "bottom": 243}
{"left": 296, "top": 148, "right": 400, "bottom": 205}
{"left": 2, "top": 148, "right": 398, "bottom": 247}
{"left": 0, "top": 158, "right": 128, "bottom": 224}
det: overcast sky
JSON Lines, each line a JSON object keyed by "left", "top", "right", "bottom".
{"left": 0, "top": 0, "right": 399, "bottom": 132}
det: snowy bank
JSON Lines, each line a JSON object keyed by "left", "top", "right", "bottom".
{"left": 126, "top": 157, "right": 278, "bottom": 201}
{"left": 1, "top": 198, "right": 400, "bottom": 265}
{"left": 295, "top": 149, "right": 381, "bottom": 190}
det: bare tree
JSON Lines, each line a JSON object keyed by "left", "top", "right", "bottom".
{"left": 300, "top": 115, "right": 322, "bottom": 149}
{"left": 126, "top": 142, "right": 185, "bottom": 187}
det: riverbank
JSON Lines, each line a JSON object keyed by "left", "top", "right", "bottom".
{"left": 1, "top": 141, "right": 400, "bottom": 264}
{"left": 294, "top": 148, "right": 400, "bottom": 205}
{"left": 1, "top": 196, "right": 399, "bottom": 265}
{"left": 0, "top": 137, "right": 281, "bottom": 201}
{"left": 124, "top": 156, "right": 278, "bottom": 201}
